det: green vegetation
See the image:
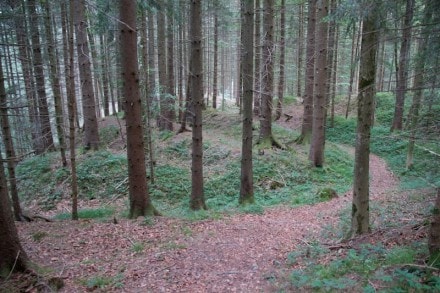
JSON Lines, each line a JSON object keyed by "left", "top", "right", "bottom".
{"left": 288, "top": 242, "right": 440, "bottom": 292}
{"left": 326, "top": 92, "right": 440, "bottom": 189}
{"left": 55, "top": 207, "right": 114, "bottom": 220}
{"left": 83, "top": 273, "right": 124, "bottom": 290}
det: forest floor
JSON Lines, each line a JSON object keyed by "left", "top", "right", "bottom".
{"left": 5, "top": 103, "right": 433, "bottom": 292}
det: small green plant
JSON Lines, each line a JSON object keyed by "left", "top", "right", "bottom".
{"left": 55, "top": 207, "right": 114, "bottom": 220}
{"left": 84, "top": 273, "right": 124, "bottom": 290}
{"left": 32, "top": 231, "right": 48, "bottom": 242}
{"left": 131, "top": 242, "right": 144, "bottom": 254}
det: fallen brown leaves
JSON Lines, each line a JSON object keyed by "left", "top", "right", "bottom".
{"left": 7, "top": 150, "right": 431, "bottom": 292}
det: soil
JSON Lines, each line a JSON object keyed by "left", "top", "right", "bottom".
{"left": 4, "top": 105, "right": 432, "bottom": 292}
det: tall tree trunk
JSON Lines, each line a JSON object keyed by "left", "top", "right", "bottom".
{"left": 212, "top": 14, "right": 218, "bottom": 109}
{"left": 43, "top": 1, "right": 67, "bottom": 167}
{"left": 309, "top": 0, "right": 328, "bottom": 167}
{"left": 253, "top": 0, "right": 261, "bottom": 116}
{"left": 74, "top": 0, "right": 100, "bottom": 150}
{"left": 330, "top": 25, "right": 339, "bottom": 128}
{"left": 239, "top": 0, "right": 255, "bottom": 205}
{"left": 167, "top": 7, "right": 176, "bottom": 128}
{"left": 346, "top": 21, "right": 362, "bottom": 119}
{"left": 157, "top": 9, "right": 169, "bottom": 131}
{"left": 120, "top": 0, "right": 158, "bottom": 218}
{"left": 296, "top": 0, "right": 316, "bottom": 144}
{"left": 11, "top": 1, "right": 41, "bottom": 154}
{"left": 140, "top": 10, "right": 155, "bottom": 184}
{"left": 326, "top": 0, "right": 337, "bottom": 127}
{"left": 190, "top": 0, "right": 206, "bottom": 211}
{"left": 28, "top": 0, "right": 55, "bottom": 152}
{"left": 297, "top": 2, "right": 305, "bottom": 97}
{"left": 65, "top": 0, "right": 79, "bottom": 220}
{"left": 391, "top": 0, "right": 415, "bottom": 131}
{"left": 275, "top": 0, "right": 286, "bottom": 121}
{"left": 0, "top": 55, "right": 23, "bottom": 221}
{"left": 0, "top": 148, "right": 28, "bottom": 274}
{"left": 406, "top": 3, "right": 431, "bottom": 169}
{"left": 259, "top": 0, "right": 278, "bottom": 147}
{"left": 350, "top": 6, "right": 379, "bottom": 236}
{"left": 100, "top": 35, "right": 110, "bottom": 117}
{"left": 87, "top": 27, "right": 101, "bottom": 118}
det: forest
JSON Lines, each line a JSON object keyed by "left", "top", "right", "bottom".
{"left": 0, "top": 0, "right": 439, "bottom": 291}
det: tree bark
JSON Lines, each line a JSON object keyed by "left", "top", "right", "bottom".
{"left": 310, "top": 0, "right": 328, "bottom": 167}
{"left": 74, "top": 0, "right": 100, "bottom": 150}
{"left": 212, "top": 14, "right": 219, "bottom": 109}
{"left": 120, "top": 0, "right": 158, "bottom": 218}
{"left": 296, "top": 0, "right": 316, "bottom": 144}
{"left": 239, "top": 0, "right": 255, "bottom": 205}
{"left": 350, "top": 6, "right": 379, "bottom": 236}
{"left": 253, "top": 0, "right": 261, "bottom": 116}
{"left": 0, "top": 148, "right": 28, "bottom": 275}
{"left": 297, "top": 2, "right": 305, "bottom": 97}
{"left": 258, "top": 0, "right": 277, "bottom": 147}
{"left": 65, "top": 0, "right": 79, "bottom": 220}
{"left": 43, "top": 1, "right": 67, "bottom": 167}
{"left": 190, "top": 0, "right": 206, "bottom": 210}
{"left": 406, "top": 3, "right": 431, "bottom": 169}
{"left": 28, "top": 0, "right": 55, "bottom": 152}
{"left": 0, "top": 54, "right": 23, "bottom": 221}
{"left": 275, "top": 0, "right": 286, "bottom": 121}
{"left": 391, "top": 0, "right": 415, "bottom": 132}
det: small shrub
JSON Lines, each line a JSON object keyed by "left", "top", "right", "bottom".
{"left": 32, "top": 231, "right": 48, "bottom": 242}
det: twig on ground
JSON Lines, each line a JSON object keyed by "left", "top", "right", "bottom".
{"left": 5, "top": 251, "right": 20, "bottom": 281}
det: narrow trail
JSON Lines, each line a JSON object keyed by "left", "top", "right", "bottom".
{"left": 17, "top": 151, "right": 398, "bottom": 292}
{"left": 15, "top": 105, "right": 399, "bottom": 292}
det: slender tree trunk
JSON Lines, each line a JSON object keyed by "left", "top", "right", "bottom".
{"left": 100, "top": 35, "right": 110, "bottom": 117}
{"left": 391, "top": 0, "right": 415, "bottom": 131}
{"left": 275, "top": 0, "right": 286, "bottom": 121}
{"left": 157, "top": 9, "right": 169, "bottom": 131}
{"left": 65, "top": 0, "right": 79, "bottom": 220}
{"left": 120, "top": 0, "right": 158, "bottom": 218}
{"left": 350, "top": 7, "right": 379, "bottom": 236}
{"left": 190, "top": 0, "right": 207, "bottom": 210}
{"left": 0, "top": 148, "right": 28, "bottom": 274}
{"left": 296, "top": 0, "right": 316, "bottom": 144}
{"left": 43, "top": 1, "right": 67, "bottom": 167}
{"left": 253, "top": 0, "right": 261, "bottom": 116}
{"left": 240, "top": 0, "right": 255, "bottom": 205}
{"left": 87, "top": 28, "right": 101, "bottom": 118}
{"left": 297, "top": 2, "right": 305, "bottom": 97}
{"left": 28, "top": 0, "right": 55, "bottom": 152}
{"left": 346, "top": 21, "right": 362, "bottom": 119}
{"left": 74, "top": 0, "right": 100, "bottom": 150}
{"left": 330, "top": 25, "right": 339, "bottom": 128}
{"left": 406, "top": 4, "right": 431, "bottom": 169}
{"left": 0, "top": 56, "right": 23, "bottom": 221}
{"left": 310, "top": 0, "right": 328, "bottom": 167}
{"left": 167, "top": 7, "right": 176, "bottom": 127}
{"left": 11, "top": 1, "right": 41, "bottom": 154}
{"left": 259, "top": 0, "right": 277, "bottom": 146}
{"left": 212, "top": 14, "right": 219, "bottom": 109}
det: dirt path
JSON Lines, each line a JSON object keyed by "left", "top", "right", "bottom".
{"left": 15, "top": 154, "right": 397, "bottom": 293}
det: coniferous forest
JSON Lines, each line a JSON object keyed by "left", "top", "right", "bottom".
{"left": 0, "top": 0, "right": 440, "bottom": 291}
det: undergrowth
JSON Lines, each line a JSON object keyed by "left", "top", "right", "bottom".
{"left": 288, "top": 241, "right": 440, "bottom": 292}
{"left": 326, "top": 92, "right": 440, "bottom": 189}
{"left": 17, "top": 110, "right": 354, "bottom": 220}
